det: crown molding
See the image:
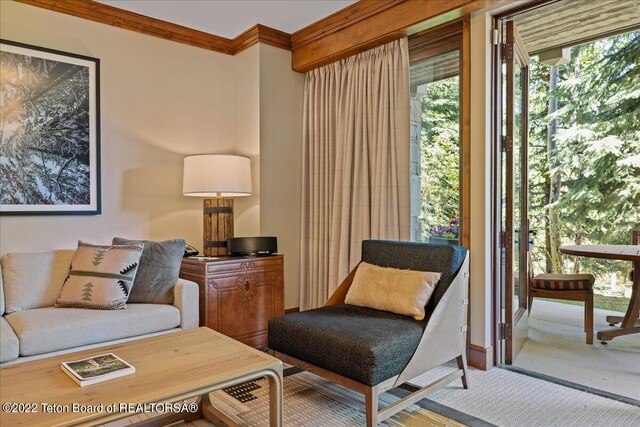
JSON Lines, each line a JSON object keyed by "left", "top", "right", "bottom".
{"left": 14, "top": 0, "right": 509, "bottom": 71}
{"left": 232, "top": 24, "right": 292, "bottom": 54}
{"left": 14, "top": 0, "right": 291, "bottom": 55}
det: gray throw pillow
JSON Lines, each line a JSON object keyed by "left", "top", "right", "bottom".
{"left": 112, "top": 237, "right": 186, "bottom": 304}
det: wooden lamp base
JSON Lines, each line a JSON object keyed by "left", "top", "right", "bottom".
{"left": 203, "top": 198, "right": 234, "bottom": 256}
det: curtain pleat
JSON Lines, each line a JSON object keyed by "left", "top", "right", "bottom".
{"left": 300, "top": 39, "right": 410, "bottom": 310}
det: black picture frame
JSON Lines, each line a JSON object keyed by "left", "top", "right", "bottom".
{"left": 0, "top": 39, "right": 101, "bottom": 215}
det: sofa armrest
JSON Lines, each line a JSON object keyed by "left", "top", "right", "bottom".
{"left": 173, "top": 279, "right": 199, "bottom": 330}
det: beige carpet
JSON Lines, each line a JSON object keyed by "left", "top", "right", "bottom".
{"left": 413, "top": 364, "right": 640, "bottom": 427}
{"left": 180, "top": 372, "right": 463, "bottom": 427}
{"left": 514, "top": 300, "right": 640, "bottom": 399}
{"left": 170, "top": 365, "right": 640, "bottom": 427}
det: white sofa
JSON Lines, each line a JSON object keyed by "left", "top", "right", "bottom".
{"left": 0, "top": 250, "right": 199, "bottom": 365}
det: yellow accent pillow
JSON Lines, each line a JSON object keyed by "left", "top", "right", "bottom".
{"left": 344, "top": 262, "right": 441, "bottom": 320}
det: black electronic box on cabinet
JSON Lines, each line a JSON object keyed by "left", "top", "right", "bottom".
{"left": 227, "top": 236, "right": 277, "bottom": 256}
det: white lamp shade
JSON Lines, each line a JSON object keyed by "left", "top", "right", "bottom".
{"left": 183, "top": 154, "right": 252, "bottom": 197}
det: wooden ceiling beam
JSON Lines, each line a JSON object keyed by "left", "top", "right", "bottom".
{"left": 290, "top": 0, "right": 509, "bottom": 72}
{"left": 291, "top": 0, "right": 403, "bottom": 50}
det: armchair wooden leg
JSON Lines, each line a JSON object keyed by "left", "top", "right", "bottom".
{"left": 456, "top": 354, "right": 469, "bottom": 389}
{"left": 365, "top": 387, "right": 379, "bottom": 427}
{"left": 586, "top": 291, "right": 594, "bottom": 344}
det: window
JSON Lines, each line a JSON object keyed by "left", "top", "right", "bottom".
{"left": 409, "top": 21, "right": 469, "bottom": 246}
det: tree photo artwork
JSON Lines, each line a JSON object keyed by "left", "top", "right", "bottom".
{"left": 0, "top": 40, "right": 100, "bottom": 215}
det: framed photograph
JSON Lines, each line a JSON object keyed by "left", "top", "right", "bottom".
{"left": 0, "top": 40, "right": 100, "bottom": 215}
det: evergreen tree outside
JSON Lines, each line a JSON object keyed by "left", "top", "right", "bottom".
{"left": 412, "top": 31, "right": 640, "bottom": 307}
{"left": 528, "top": 30, "right": 639, "bottom": 306}
{"left": 419, "top": 75, "right": 460, "bottom": 242}
{"left": 415, "top": 30, "right": 638, "bottom": 311}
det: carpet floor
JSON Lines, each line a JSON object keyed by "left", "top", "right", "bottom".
{"left": 174, "top": 364, "right": 640, "bottom": 427}
{"left": 412, "top": 363, "right": 640, "bottom": 427}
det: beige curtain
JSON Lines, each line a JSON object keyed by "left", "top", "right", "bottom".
{"left": 300, "top": 38, "right": 410, "bottom": 310}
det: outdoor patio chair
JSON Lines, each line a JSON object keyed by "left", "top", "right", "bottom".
{"left": 529, "top": 273, "right": 595, "bottom": 344}
{"left": 269, "top": 240, "right": 470, "bottom": 426}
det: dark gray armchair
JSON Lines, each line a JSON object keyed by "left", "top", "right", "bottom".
{"left": 269, "top": 240, "right": 470, "bottom": 426}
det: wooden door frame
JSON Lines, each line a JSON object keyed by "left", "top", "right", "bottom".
{"left": 492, "top": 7, "right": 538, "bottom": 366}
{"left": 504, "top": 19, "right": 530, "bottom": 364}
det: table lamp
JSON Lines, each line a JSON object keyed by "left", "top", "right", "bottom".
{"left": 183, "top": 154, "right": 252, "bottom": 256}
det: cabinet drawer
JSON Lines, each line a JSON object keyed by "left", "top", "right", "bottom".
{"left": 206, "top": 256, "right": 283, "bottom": 275}
{"left": 206, "top": 270, "right": 283, "bottom": 344}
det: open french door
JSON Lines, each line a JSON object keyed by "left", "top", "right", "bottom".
{"left": 500, "top": 20, "right": 531, "bottom": 365}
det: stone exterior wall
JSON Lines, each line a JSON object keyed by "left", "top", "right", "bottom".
{"left": 410, "top": 97, "right": 423, "bottom": 241}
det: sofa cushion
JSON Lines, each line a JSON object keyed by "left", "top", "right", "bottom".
{"left": 361, "top": 240, "right": 467, "bottom": 320}
{"left": 5, "top": 304, "right": 180, "bottom": 356}
{"left": 268, "top": 304, "right": 424, "bottom": 386}
{"left": 56, "top": 241, "right": 144, "bottom": 310}
{"left": 345, "top": 262, "right": 441, "bottom": 320}
{"left": 1, "top": 250, "right": 75, "bottom": 313}
{"left": 112, "top": 237, "right": 186, "bottom": 304}
{"left": 0, "top": 317, "right": 19, "bottom": 362}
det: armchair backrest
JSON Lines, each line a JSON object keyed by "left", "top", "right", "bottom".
{"left": 361, "top": 240, "right": 467, "bottom": 317}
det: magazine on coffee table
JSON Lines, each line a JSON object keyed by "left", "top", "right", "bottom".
{"left": 61, "top": 353, "right": 135, "bottom": 386}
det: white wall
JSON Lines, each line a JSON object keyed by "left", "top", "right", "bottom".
{"left": 258, "top": 44, "right": 305, "bottom": 309}
{"left": 469, "top": 11, "right": 495, "bottom": 351}
{"left": 0, "top": 1, "right": 236, "bottom": 253}
{"left": 234, "top": 45, "right": 262, "bottom": 237}
{"left": 0, "top": 3, "right": 305, "bottom": 312}
{"left": 231, "top": 43, "right": 305, "bottom": 309}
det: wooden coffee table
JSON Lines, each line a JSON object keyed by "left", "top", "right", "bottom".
{"left": 0, "top": 327, "right": 283, "bottom": 426}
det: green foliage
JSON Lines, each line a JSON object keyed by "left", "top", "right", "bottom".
{"left": 528, "top": 31, "right": 640, "bottom": 281}
{"left": 419, "top": 76, "right": 460, "bottom": 241}
{"left": 541, "top": 295, "right": 630, "bottom": 313}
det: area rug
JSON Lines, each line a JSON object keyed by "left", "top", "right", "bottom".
{"left": 179, "top": 364, "right": 639, "bottom": 427}
{"left": 411, "top": 364, "right": 640, "bottom": 427}
{"left": 177, "top": 371, "right": 463, "bottom": 427}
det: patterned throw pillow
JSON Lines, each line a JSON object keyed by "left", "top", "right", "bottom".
{"left": 56, "top": 241, "right": 144, "bottom": 310}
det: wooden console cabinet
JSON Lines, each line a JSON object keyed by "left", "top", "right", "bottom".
{"left": 179, "top": 255, "right": 284, "bottom": 349}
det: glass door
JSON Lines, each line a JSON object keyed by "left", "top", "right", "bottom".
{"left": 501, "top": 20, "right": 531, "bottom": 365}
